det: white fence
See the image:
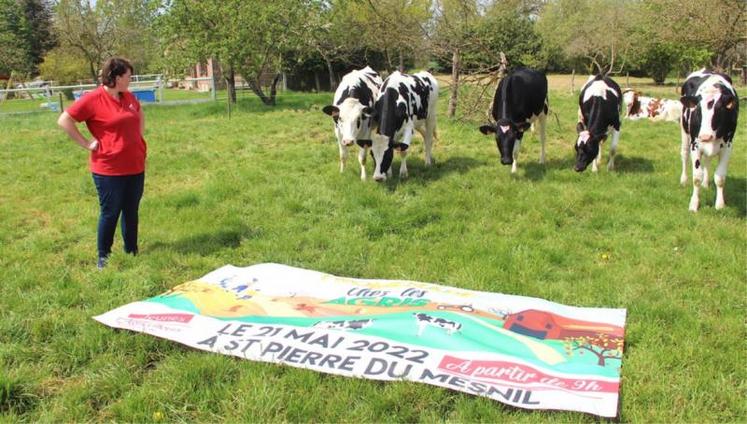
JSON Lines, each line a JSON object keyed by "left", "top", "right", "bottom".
{"left": 0, "top": 74, "right": 217, "bottom": 116}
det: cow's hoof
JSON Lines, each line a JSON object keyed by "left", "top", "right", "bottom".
{"left": 689, "top": 200, "right": 699, "bottom": 212}
{"left": 373, "top": 176, "right": 386, "bottom": 182}
{"left": 400, "top": 171, "right": 408, "bottom": 179}
{"left": 680, "top": 175, "right": 688, "bottom": 186}
{"left": 715, "top": 201, "right": 725, "bottom": 210}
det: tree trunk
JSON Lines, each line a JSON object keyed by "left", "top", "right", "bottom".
{"left": 314, "top": 72, "right": 321, "bottom": 92}
{"left": 326, "top": 59, "right": 337, "bottom": 91}
{"left": 398, "top": 50, "right": 404, "bottom": 72}
{"left": 269, "top": 73, "right": 281, "bottom": 106}
{"left": 89, "top": 61, "right": 97, "bottom": 84}
{"left": 448, "top": 48, "right": 460, "bottom": 119}
{"left": 248, "top": 79, "right": 272, "bottom": 105}
{"left": 224, "top": 65, "right": 236, "bottom": 104}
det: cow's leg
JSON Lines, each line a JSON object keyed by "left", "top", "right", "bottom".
{"left": 423, "top": 118, "right": 436, "bottom": 166}
{"left": 592, "top": 142, "right": 602, "bottom": 173}
{"left": 537, "top": 114, "right": 547, "bottom": 164}
{"left": 399, "top": 149, "right": 409, "bottom": 178}
{"left": 714, "top": 146, "right": 732, "bottom": 209}
{"left": 338, "top": 142, "right": 348, "bottom": 173}
{"left": 398, "top": 127, "right": 414, "bottom": 178}
{"left": 680, "top": 125, "right": 690, "bottom": 186}
{"left": 607, "top": 129, "right": 620, "bottom": 171}
{"left": 701, "top": 158, "right": 710, "bottom": 188}
{"left": 689, "top": 149, "right": 703, "bottom": 212}
{"left": 358, "top": 146, "right": 368, "bottom": 180}
{"left": 511, "top": 140, "right": 521, "bottom": 174}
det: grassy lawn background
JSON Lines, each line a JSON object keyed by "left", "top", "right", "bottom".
{"left": 1, "top": 74, "right": 745, "bottom": 422}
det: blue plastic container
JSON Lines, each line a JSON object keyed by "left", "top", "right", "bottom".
{"left": 131, "top": 88, "right": 157, "bottom": 102}
{"left": 73, "top": 90, "right": 90, "bottom": 100}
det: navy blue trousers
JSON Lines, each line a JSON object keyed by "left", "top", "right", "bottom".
{"left": 92, "top": 173, "right": 144, "bottom": 259}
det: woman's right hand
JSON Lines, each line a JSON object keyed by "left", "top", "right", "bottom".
{"left": 88, "top": 139, "right": 99, "bottom": 151}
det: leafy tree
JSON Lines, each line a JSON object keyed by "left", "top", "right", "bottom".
{"left": 346, "top": 0, "right": 432, "bottom": 72}
{"left": 536, "top": 0, "right": 638, "bottom": 75}
{"left": 293, "top": 0, "right": 358, "bottom": 91}
{"left": 0, "top": 0, "right": 56, "bottom": 76}
{"left": 161, "top": 0, "right": 304, "bottom": 105}
{"left": 431, "top": 0, "right": 542, "bottom": 118}
{"left": 646, "top": 0, "right": 745, "bottom": 71}
{"left": 38, "top": 46, "right": 90, "bottom": 84}
{"left": 54, "top": 0, "right": 159, "bottom": 82}
{"left": 639, "top": 43, "right": 680, "bottom": 85}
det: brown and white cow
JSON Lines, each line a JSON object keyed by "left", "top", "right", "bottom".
{"left": 680, "top": 69, "right": 739, "bottom": 211}
{"left": 622, "top": 89, "right": 654, "bottom": 120}
{"left": 648, "top": 98, "right": 683, "bottom": 122}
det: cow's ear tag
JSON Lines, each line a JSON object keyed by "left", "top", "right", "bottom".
{"left": 725, "top": 99, "right": 736, "bottom": 110}
{"left": 499, "top": 125, "right": 510, "bottom": 133}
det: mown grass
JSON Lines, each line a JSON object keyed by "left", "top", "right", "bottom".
{"left": 1, "top": 75, "right": 745, "bottom": 422}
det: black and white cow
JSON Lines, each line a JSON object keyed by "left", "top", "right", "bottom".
{"left": 322, "top": 66, "right": 383, "bottom": 180}
{"left": 679, "top": 69, "right": 739, "bottom": 211}
{"left": 369, "top": 71, "right": 439, "bottom": 181}
{"left": 575, "top": 75, "right": 622, "bottom": 172}
{"left": 413, "top": 313, "right": 461, "bottom": 336}
{"left": 479, "top": 68, "right": 548, "bottom": 174}
{"left": 313, "top": 319, "right": 373, "bottom": 331}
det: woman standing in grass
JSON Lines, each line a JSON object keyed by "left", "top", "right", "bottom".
{"left": 57, "top": 57, "right": 146, "bottom": 269}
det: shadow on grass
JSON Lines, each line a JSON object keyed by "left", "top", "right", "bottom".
{"left": 148, "top": 224, "right": 260, "bottom": 255}
{"left": 379, "top": 156, "right": 489, "bottom": 190}
{"left": 725, "top": 176, "right": 746, "bottom": 217}
{"left": 524, "top": 157, "right": 576, "bottom": 181}
{"left": 614, "top": 155, "right": 655, "bottom": 173}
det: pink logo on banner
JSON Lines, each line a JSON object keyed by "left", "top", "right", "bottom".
{"left": 438, "top": 355, "right": 618, "bottom": 393}
{"left": 128, "top": 313, "right": 194, "bottom": 323}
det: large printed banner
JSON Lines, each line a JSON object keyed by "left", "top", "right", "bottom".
{"left": 95, "top": 263, "right": 626, "bottom": 417}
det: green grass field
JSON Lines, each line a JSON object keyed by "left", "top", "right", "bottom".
{"left": 1, "top": 75, "right": 745, "bottom": 422}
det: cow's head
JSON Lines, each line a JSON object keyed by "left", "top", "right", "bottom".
{"left": 680, "top": 84, "right": 738, "bottom": 143}
{"left": 322, "top": 98, "right": 373, "bottom": 146}
{"left": 479, "top": 119, "right": 529, "bottom": 165}
{"left": 369, "top": 133, "right": 393, "bottom": 181}
{"left": 574, "top": 122, "right": 606, "bottom": 172}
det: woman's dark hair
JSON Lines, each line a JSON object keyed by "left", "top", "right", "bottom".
{"left": 101, "top": 57, "right": 134, "bottom": 88}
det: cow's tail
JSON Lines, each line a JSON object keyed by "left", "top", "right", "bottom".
{"left": 547, "top": 108, "right": 561, "bottom": 130}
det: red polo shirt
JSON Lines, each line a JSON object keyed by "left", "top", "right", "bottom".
{"left": 66, "top": 86, "right": 147, "bottom": 176}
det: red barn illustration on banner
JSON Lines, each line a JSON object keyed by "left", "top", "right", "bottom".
{"left": 503, "top": 309, "right": 624, "bottom": 341}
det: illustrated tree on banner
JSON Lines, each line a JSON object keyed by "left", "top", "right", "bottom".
{"left": 564, "top": 334, "right": 624, "bottom": 367}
